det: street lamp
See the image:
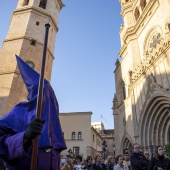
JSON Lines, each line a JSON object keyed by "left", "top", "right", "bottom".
{"left": 102, "top": 140, "right": 107, "bottom": 158}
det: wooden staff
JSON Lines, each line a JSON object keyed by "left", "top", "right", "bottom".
{"left": 30, "top": 19, "right": 50, "bottom": 170}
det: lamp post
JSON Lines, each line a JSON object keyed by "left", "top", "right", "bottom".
{"left": 102, "top": 140, "right": 107, "bottom": 158}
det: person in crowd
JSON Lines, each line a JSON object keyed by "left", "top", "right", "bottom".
{"left": 114, "top": 155, "right": 128, "bottom": 170}
{"left": 101, "top": 157, "right": 105, "bottom": 164}
{"left": 130, "top": 143, "right": 148, "bottom": 170}
{"left": 91, "top": 155, "right": 107, "bottom": 170}
{"left": 143, "top": 151, "right": 150, "bottom": 165}
{"left": 148, "top": 145, "right": 170, "bottom": 170}
{"left": 0, "top": 56, "right": 66, "bottom": 170}
{"left": 86, "top": 156, "right": 93, "bottom": 170}
{"left": 123, "top": 149, "right": 130, "bottom": 155}
{"left": 73, "top": 155, "right": 87, "bottom": 170}
{"left": 61, "top": 156, "right": 74, "bottom": 170}
{"left": 123, "top": 152, "right": 131, "bottom": 170}
{"left": 106, "top": 155, "right": 116, "bottom": 170}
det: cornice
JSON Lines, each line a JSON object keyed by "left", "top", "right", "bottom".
{"left": 130, "top": 36, "right": 170, "bottom": 84}
{"left": 121, "top": 2, "right": 133, "bottom": 17}
{"left": 13, "top": 6, "right": 59, "bottom": 32}
{"left": 119, "top": 0, "right": 159, "bottom": 57}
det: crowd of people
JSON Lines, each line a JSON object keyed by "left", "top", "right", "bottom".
{"left": 60, "top": 143, "right": 170, "bottom": 170}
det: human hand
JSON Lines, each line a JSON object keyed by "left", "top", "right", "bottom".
{"left": 24, "top": 118, "right": 45, "bottom": 140}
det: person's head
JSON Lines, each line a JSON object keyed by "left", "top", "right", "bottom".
{"left": 133, "top": 143, "right": 141, "bottom": 153}
{"left": 123, "top": 148, "right": 129, "bottom": 154}
{"left": 75, "top": 155, "right": 82, "bottom": 164}
{"left": 155, "top": 145, "right": 165, "bottom": 160}
{"left": 144, "top": 151, "right": 150, "bottom": 160}
{"left": 108, "top": 155, "right": 116, "bottom": 164}
{"left": 123, "top": 152, "right": 130, "bottom": 161}
{"left": 86, "top": 156, "right": 93, "bottom": 164}
{"left": 94, "top": 155, "right": 102, "bottom": 163}
{"left": 115, "top": 155, "right": 124, "bottom": 166}
{"left": 100, "top": 157, "right": 105, "bottom": 164}
{"left": 60, "top": 155, "right": 66, "bottom": 168}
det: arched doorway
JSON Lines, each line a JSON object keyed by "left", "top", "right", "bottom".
{"left": 122, "top": 138, "right": 133, "bottom": 153}
{"left": 139, "top": 94, "right": 170, "bottom": 149}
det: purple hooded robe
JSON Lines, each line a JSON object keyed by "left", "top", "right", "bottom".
{"left": 0, "top": 55, "right": 67, "bottom": 170}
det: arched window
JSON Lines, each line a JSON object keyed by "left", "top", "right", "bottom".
{"left": 122, "top": 81, "right": 126, "bottom": 100}
{"left": 134, "top": 7, "right": 140, "bottom": 21}
{"left": 23, "top": 0, "right": 29, "bottom": 6}
{"left": 78, "top": 132, "right": 82, "bottom": 140}
{"left": 39, "top": 0, "right": 47, "bottom": 9}
{"left": 72, "top": 132, "right": 76, "bottom": 140}
{"left": 140, "top": 0, "right": 146, "bottom": 11}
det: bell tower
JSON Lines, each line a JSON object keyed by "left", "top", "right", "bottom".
{"left": 0, "top": 0, "right": 64, "bottom": 116}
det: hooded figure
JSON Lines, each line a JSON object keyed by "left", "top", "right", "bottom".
{"left": 0, "top": 55, "right": 67, "bottom": 170}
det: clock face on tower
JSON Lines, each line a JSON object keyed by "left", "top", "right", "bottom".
{"left": 26, "top": 61, "right": 35, "bottom": 69}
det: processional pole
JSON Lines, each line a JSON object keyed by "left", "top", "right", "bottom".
{"left": 30, "top": 19, "right": 50, "bottom": 170}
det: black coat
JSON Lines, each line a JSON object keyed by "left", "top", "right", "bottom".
{"left": 91, "top": 163, "right": 107, "bottom": 170}
{"left": 130, "top": 152, "right": 148, "bottom": 170}
{"left": 148, "top": 156, "right": 170, "bottom": 170}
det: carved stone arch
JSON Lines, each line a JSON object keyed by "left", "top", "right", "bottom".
{"left": 121, "top": 132, "right": 133, "bottom": 153}
{"left": 139, "top": 92, "right": 170, "bottom": 150}
{"left": 143, "top": 26, "right": 163, "bottom": 57}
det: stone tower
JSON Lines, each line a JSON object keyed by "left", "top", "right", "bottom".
{"left": 0, "top": 0, "right": 64, "bottom": 116}
{"left": 113, "top": 0, "right": 170, "bottom": 154}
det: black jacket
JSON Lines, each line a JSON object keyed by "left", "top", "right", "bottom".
{"left": 148, "top": 156, "right": 170, "bottom": 170}
{"left": 91, "top": 163, "right": 107, "bottom": 170}
{"left": 130, "top": 152, "right": 148, "bottom": 170}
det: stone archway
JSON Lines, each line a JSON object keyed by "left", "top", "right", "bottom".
{"left": 139, "top": 94, "right": 170, "bottom": 149}
{"left": 121, "top": 137, "right": 133, "bottom": 153}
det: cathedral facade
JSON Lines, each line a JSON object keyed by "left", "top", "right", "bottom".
{"left": 113, "top": 0, "right": 170, "bottom": 154}
{"left": 0, "top": 0, "right": 64, "bottom": 117}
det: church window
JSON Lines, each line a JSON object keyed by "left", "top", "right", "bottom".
{"left": 78, "top": 132, "right": 82, "bottom": 140}
{"left": 140, "top": 0, "right": 146, "bottom": 11}
{"left": 149, "top": 33, "right": 161, "bottom": 52}
{"left": 134, "top": 7, "right": 140, "bottom": 21}
{"left": 122, "top": 83, "right": 126, "bottom": 100}
{"left": 36, "top": 21, "right": 40, "bottom": 26}
{"left": 30, "top": 39, "right": 36, "bottom": 46}
{"left": 26, "top": 61, "right": 35, "bottom": 69}
{"left": 72, "top": 132, "right": 76, "bottom": 140}
{"left": 23, "top": 0, "right": 29, "bottom": 6}
{"left": 39, "top": 0, "right": 47, "bottom": 9}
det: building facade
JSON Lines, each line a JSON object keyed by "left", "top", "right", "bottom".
{"left": 113, "top": 0, "right": 170, "bottom": 154}
{"left": 59, "top": 112, "right": 103, "bottom": 159}
{"left": 0, "top": 0, "right": 64, "bottom": 117}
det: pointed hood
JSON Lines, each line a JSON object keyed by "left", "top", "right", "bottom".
{"left": 16, "top": 55, "right": 49, "bottom": 101}
{"left": 0, "top": 55, "right": 67, "bottom": 151}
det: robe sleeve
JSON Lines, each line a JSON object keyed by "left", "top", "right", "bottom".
{"left": 0, "top": 126, "right": 28, "bottom": 160}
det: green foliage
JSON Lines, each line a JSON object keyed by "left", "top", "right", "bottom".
{"left": 164, "top": 144, "right": 170, "bottom": 158}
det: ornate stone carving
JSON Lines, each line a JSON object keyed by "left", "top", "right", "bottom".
{"left": 131, "top": 36, "right": 170, "bottom": 83}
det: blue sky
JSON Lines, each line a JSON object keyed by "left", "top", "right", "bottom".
{"left": 0, "top": 1, "right": 122, "bottom": 129}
